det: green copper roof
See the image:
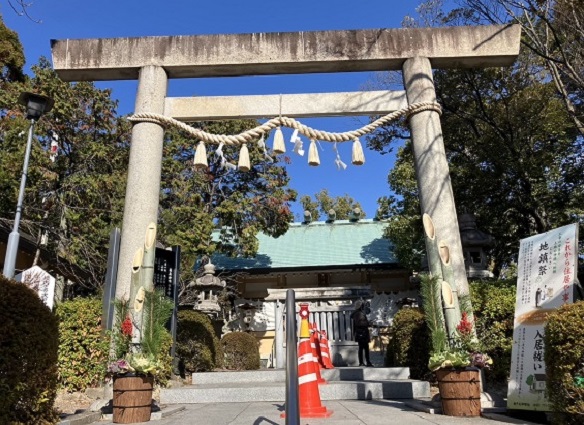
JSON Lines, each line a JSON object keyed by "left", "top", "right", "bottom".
{"left": 212, "top": 219, "right": 397, "bottom": 271}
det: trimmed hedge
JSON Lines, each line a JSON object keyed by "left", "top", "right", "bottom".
{"left": 544, "top": 301, "right": 584, "bottom": 425}
{"left": 470, "top": 280, "right": 516, "bottom": 385}
{"left": 157, "top": 330, "right": 174, "bottom": 387}
{"left": 221, "top": 332, "right": 260, "bottom": 370}
{"left": 384, "top": 307, "right": 430, "bottom": 380}
{"left": 56, "top": 296, "right": 110, "bottom": 391}
{"left": 0, "top": 275, "right": 60, "bottom": 424}
{"left": 176, "top": 309, "right": 223, "bottom": 374}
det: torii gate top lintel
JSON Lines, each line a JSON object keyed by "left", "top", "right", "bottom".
{"left": 51, "top": 24, "right": 520, "bottom": 82}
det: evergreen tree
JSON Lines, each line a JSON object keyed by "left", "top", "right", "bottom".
{"left": 299, "top": 189, "right": 363, "bottom": 221}
{"left": 0, "top": 17, "right": 297, "bottom": 290}
{"left": 368, "top": 3, "right": 584, "bottom": 275}
{"left": 157, "top": 120, "right": 297, "bottom": 288}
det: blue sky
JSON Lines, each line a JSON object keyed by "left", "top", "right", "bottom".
{"left": 3, "top": 0, "right": 425, "bottom": 221}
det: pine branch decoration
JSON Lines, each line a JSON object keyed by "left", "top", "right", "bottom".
{"left": 420, "top": 273, "right": 447, "bottom": 353}
{"left": 112, "top": 298, "right": 131, "bottom": 359}
{"left": 141, "top": 289, "right": 174, "bottom": 358}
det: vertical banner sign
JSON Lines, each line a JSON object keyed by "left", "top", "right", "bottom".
{"left": 154, "top": 246, "right": 180, "bottom": 359}
{"left": 508, "top": 223, "right": 579, "bottom": 411}
{"left": 154, "top": 248, "right": 177, "bottom": 300}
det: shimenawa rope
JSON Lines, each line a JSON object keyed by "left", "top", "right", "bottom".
{"left": 127, "top": 101, "right": 441, "bottom": 146}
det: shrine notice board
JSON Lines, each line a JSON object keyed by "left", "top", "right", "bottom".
{"left": 507, "top": 223, "right": 579, "bottom": 411}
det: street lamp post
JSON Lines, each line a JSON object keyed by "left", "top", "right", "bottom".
{"left": 2, "top": 92, "right": 54, "bottom": 279}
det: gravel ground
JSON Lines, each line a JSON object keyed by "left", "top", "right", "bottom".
{"left": 55, "top": 390, "right": 94, "bottom": 417}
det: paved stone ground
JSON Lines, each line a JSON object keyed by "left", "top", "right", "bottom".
{"left": 86, "top": 400, "right": 545, "bottom": 425}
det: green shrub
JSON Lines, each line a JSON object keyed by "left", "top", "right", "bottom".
{"left": 544, "top": 301, "right": 584, "bottom": 425}
{"left": 156, "top": 330, "right": 174, "bottom": 387}
{"left": 221, "top": 332, "right": 260, "bottom": 370}
{"left": 0, "top": 275, "right": 60, "bottom": 424}
{"left": 56, "top": 296, "right": 110, "bottom": 391}
{"left": 176, "top": 310, "right": 223, "bottom": 374}
{"left": 470, "top": 280, "right": 516, "bottom": 385}
{"left": 384, "top": 307, "right": 430, "bottom": 380}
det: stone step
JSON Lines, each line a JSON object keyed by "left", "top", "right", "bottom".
{"left": 160, "top": 379, "right": 430, "bottom": 404}
{"left": 191, "top": 367, "right": 410, "bottom": 385}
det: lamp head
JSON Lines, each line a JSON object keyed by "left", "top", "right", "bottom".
{"left": 18, "top": 92, "right": 54, "bottom": 120}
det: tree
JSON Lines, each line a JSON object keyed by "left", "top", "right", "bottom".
{"left": 1, "top": 16, "right": 299, "bottom": 291}
{"left": 460, "top": 0, "right": 584, "bottom": 136}
{"left": 158, "top": 121, "right": 297, "bottom": 292}
{"left": 374, "top": 144, "right": 425, "bottom": 272}
{"left": 0, "top": 57, "right": 131, "bottom": 287}
{"left": 368, "top": 2, "right": 584, "bottom": 275}
{"left": 0, "top": 14, "right": 24, "bottom": 83}
{"left": 2, "top": 1, "right": 40, "bottom": 22}
{"left": 299, "top": 189, "right": 363, "bottom": 221}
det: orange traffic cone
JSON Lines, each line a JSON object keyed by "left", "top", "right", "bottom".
{"left": 319, "top": 330, "right": 334, "bottom": 369}
{"left": 296, "top": 337, "right": 332, "bottom": 418}
{"left": 310, "top": 324, "right": 326, "bottom": 383}
{"left": 310, "top": 323, "right": 324, "bottom": 369}
{"left": 281, "top": 304, "right": 332, "bottom": 419}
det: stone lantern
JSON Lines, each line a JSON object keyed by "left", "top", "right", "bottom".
{"left": 190, "top": 262, "right": 226, "bottom": 317}
{"left": 458, "top": 213, "right": 495, "bottom": 278}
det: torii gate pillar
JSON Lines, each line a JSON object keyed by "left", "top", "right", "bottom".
{"left": 403, "top": 57, "right": 468, "bottom": 293}
{"left": 116, "top": 66, "right": 167, "bottom": 299}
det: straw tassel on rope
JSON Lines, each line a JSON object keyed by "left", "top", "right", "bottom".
{"left": 308, "top": 139, "right": 320, "bottom": 166}
{"left": 272, "top": 127, "right": 286, "bottom": 155}
{"left": 238, "top": 143, "right": 251, "bottom": 172}
{"left": 193, "top": 141, "right": 208, "bottom": 170}
{"left": 352, "top": 137, "right": 365, "bottom": 166}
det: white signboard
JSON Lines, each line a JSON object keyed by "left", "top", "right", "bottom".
{"left": 507, "top": 223, "right": 579, "bottom": 411}
{"left": 16, "top": 266, "right": 56, "bottom": 310}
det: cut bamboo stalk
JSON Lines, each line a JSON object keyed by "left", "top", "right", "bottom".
{"left": 130, "top": 247, "right": 144, "bottom": 299}
{"left": 441, "top": 280, "right": 458, "bottom": 341}
{"left": 438, "top": 240, "right": 462, "bottom": 326}
{"left": 422, "top": 213, "right": 446, "bottom": 335}
{"left": 140, "top": 222, "right": 157, "bottom": 292}
{"left": 423, "top": 214, "right": 444, "bottom": 281}
{"left": 130, "top": 247, "right": 144, "bottom": 345}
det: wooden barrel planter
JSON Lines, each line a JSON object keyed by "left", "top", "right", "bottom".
{"left": 435, "top": 368, "right": 481, "bottom": 417}
{"left": 113, "top": 375, "right": 154, "bottom": 423}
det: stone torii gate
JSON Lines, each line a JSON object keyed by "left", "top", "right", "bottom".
{"left": 50, "top": 25, "right": 520, "bottom": 301}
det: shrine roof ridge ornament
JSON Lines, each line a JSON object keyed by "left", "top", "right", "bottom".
{"left": 51, "top": 25, "right": 521, "bottom": 82}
